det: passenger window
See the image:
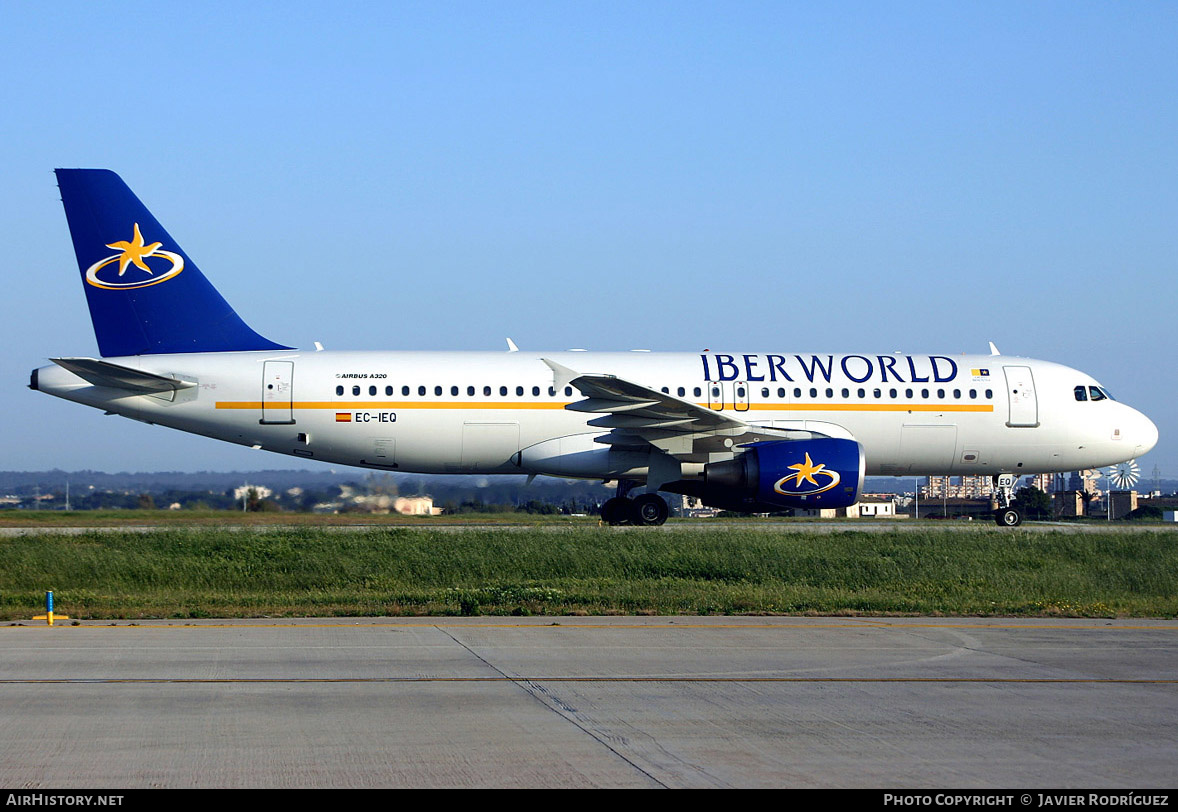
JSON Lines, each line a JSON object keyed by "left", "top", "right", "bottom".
{"left": 873, "top": 388, "right": 881, "bottom": 399}
{"left": 985, "top": 389, "right": 993, "bottom": 399}
{"left": 532, "top": 386, "right": 540, "bottom": 396}
{"left": 564, "top": 387, "right": 573, "bottom": 396}
{"left": 841, "top": 388, "right": 849, "bottom": 398}
{"left": 794, "top": 388, "right": 802, "bottom": 398}
{"left": 737, "top": 386, "right": 746, "bottom": 398}
{"left": 499, "top": 386, "right": 508, "bottom": 396}
{"left": 661, "top": 387, "right": 669, "bottom": 394}
{"left": 467, "top": 386, "right": 475, "bottom": 396}
{"left": 1075, "top": 386, "right": 1088, "bottom": 402}
{"left": 937, "top": 389, "right": 945, "bottom": 399}
{"left": 953, "top": 389, "right": 961, "bottom": 399}
{"left": 548, "top": 387, "right": 555, "bottom": 396}
{"left": 369, "top": 385, "right": 377, "bottom": 396}
{"left": 1089, "top": 386, "right": 1106, "bottom": 401}
{"left": 516, "top": 386, "right": 524, "bottom": 396}
{"left": 335, "top": 385, "right": 344, "bottom": 396}
{"left": 761, "top": 387, "right": 769, "bottom": 398}
{"left": 969, "top": 389, "right": 977, "bottom": 399}
{"left": 679, "top": 387, "right": 686, "bottom": 397}
{"left": 402, "top": 385, "right": 410, "bottom": 396}
{"left": 905, "top": 388, "right": 913, "bottom": 399}
{"left": 352, "top": 385, "right": 360, "bottom": 396}
{"left": 385, "top": 386, "right": 393, "bottom": 396}
{"left": 434, "top": 385, "right": 443, "bottom": 396}
{"left": 889, "top": 388, "right": 897, "bottom": 398}
{"left": 484, "top": 385, "right": 492, "bottom": 396}
{"left": 777, "top": 387, "right": 786, "bottom": 398}
{"left": 418, "top": 385, "right": 426, "bottom": 396}
{"left": 694, "top": 387, "right": 702, "bottom": 398}
{"left": 451, "top": 386, "right": 459, "bottom": 396}
{"left": 825, "top": 388, "right": 833, "bottom": 398}
{"left": 857, "top": 388, "right": 865, "bottom": 398}
{"left": 921, "top": 388, "right": 929, "bottom": 398}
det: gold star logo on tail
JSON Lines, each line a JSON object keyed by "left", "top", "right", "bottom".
{"left": 85, "top": 224, "right": 184, "bottom": 290}
{"left": 105, "top": 223, "right": 163, "bottom": 276}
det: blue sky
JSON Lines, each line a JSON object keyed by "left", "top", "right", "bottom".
{"left": 2, "top": 1, "right": 1175, "bottom": 478}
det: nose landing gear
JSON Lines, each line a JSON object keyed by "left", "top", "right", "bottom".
{"left": 993, "top": 473, "right": 1022, "bottom": 527}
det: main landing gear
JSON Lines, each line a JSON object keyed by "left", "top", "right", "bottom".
{"left": 993, "top": 473, "right": 1022, "bottom": 527}
{"left": 601, "top": 481, "right": 669, "bottom": 526}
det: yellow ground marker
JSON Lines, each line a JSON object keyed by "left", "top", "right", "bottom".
{"left": 32, "top": 591, "right": 68, "bottom": 626}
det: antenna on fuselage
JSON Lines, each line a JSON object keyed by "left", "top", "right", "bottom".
{"left": 988, "top": 342, "right": 1001, "bottom": 356}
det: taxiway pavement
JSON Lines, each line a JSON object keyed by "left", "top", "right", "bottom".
{"left": 2, "top": 617, "right": 1176, "bottom": 788}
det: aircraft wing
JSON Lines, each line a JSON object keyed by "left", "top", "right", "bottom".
{"left": 542, "top": 358, "right": 792, "bottom": 461}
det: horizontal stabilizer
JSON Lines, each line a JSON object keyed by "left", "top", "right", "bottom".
{"left": 51, "top": 357, "right": 196, "bottom": 394}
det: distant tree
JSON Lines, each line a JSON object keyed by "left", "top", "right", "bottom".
{"left": 517, "top": 500, "right": 558, "bottom": 515}
{"left": 137, "top": 493, "right": 155, "bottom": 510}
{"left": 1012, "top": 486, "right": 1051, "bottom": 520}
{"left": 1123, "top": 504, "right": 1163, "bottom": 521}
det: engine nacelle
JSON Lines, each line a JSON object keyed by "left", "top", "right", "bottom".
{"left": 704, "top": 438, "right": 864, "bottom": 510}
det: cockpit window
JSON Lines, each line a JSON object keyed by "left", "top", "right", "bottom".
{"left": 1077, "top": 385, "right": 1116, "bottom": 402}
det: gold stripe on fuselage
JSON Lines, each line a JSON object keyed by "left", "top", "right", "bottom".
{"left": 218, "top": 401, "right": 994, "bottom": 413}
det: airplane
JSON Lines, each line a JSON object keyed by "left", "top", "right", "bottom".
{"left": 30, "top": 169, "right": 1159, "bottom": 527}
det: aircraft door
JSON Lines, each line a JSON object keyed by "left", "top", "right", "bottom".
{"left": 1003, "top": 365, "right": 1038, "bottom": 428}
{"left": 733, "top": 381, "right": 750, "bottom": 412}
{"left": 707, "top": 382, "right": 725, "bottom": 411}
{"left": 261, "top": 360, "right": 294, "bottom": 424}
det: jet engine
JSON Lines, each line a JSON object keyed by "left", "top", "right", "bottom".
{"left": 703, "top": 437, "right": 864, "bottom": 511}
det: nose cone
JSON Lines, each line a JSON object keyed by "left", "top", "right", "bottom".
{"left": 1133, "top": 409, "right": 1159, "bottom": 457}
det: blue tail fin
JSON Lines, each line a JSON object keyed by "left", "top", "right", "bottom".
{"left": 55, "top": 169, "right": 291, "bottom": 357}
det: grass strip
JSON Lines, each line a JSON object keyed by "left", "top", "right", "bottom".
{"left": 2, "top": 526, "right": 1176, "bottom": 619}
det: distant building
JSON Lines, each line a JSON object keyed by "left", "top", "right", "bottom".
{"left": 923, "top": 476, "right": 995, "bottom": 499}
{"left": 845, "top": 496, "right": 898, "bottom": 518}
{"left": 1027, "top": 473, "right": 1053, "bottom": 493}
{"left": 920, "top": 497, "right": 995, "bottom": 520}
{"left": 676, "top": 494, "right": 720, "bottom": 518}
{"left": 793, "top": 497, "right": 898, "bottom": 519}
{"left": 394, "top": 496, "right": 442, "bottom": 516}
{"left": 1066, "top": 470, "right": 1104, "bottom": 498}
{"left": 232, "top": 484, "right": 273, "bottom": 502}
{"left": 1052, "top": 490, "right": 1087, "bottom": 518}
{"left": 1109, "top": 491, "right": 1138, "bottom": 520}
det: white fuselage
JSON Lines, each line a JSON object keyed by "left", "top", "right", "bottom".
{"left": 34, "top": 350, "right": 1157, "bottom": 482}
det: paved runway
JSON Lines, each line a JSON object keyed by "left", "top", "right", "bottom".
{"left": 2, "top": 617, "right": 1176, "bottom": 788}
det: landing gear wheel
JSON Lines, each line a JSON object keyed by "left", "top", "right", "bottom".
{"left": 630, "top": 494, "right": 669, "bottom": 526}
{"left": 995, "top": 507, "right": 1023, "bottom": 527}
{"left": 601, "top": 497, "right": 632, "bottom": 526}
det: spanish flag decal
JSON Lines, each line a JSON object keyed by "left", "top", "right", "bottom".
{"left": 335, "top": 413, "right": 351, "bottom": 423}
